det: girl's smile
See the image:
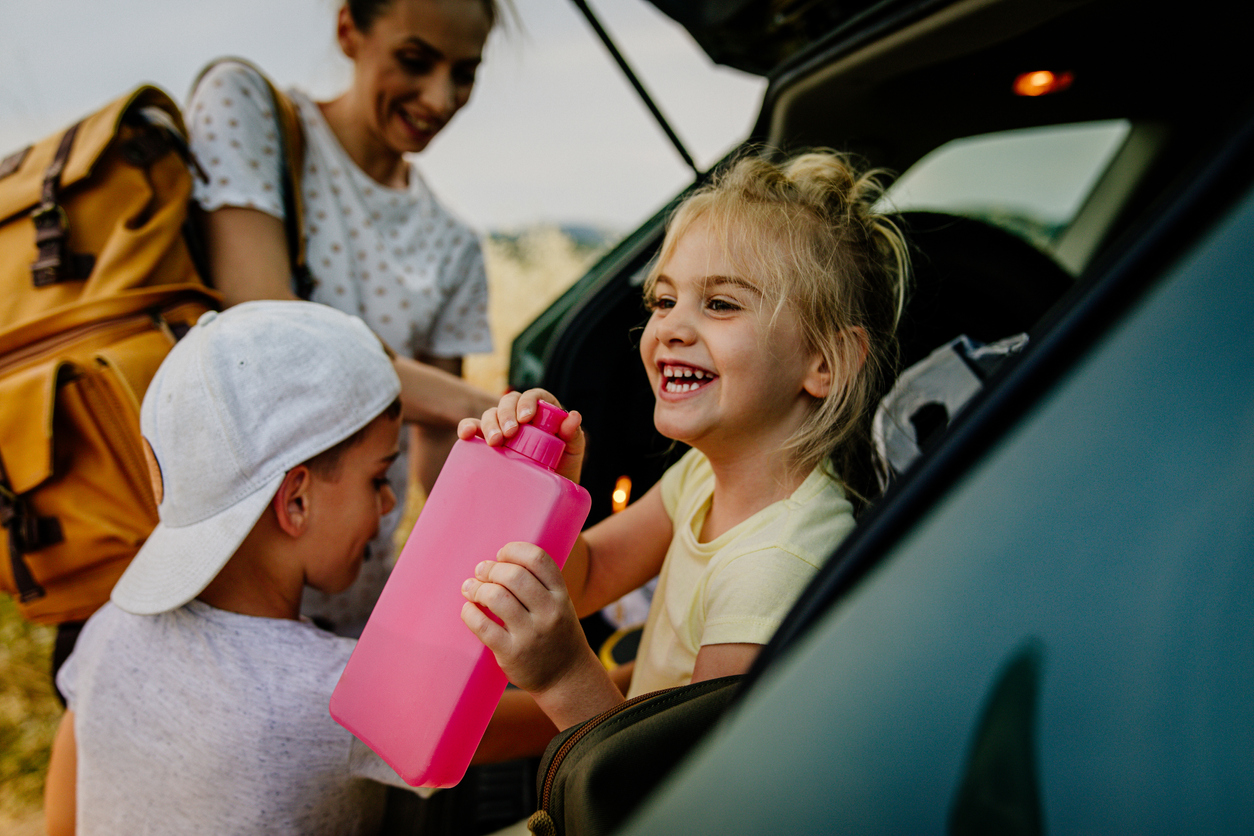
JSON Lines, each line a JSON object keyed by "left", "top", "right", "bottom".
{"left": 659, "top": 362, "right": 718, "bottom": 396}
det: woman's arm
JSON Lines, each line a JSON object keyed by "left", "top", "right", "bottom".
{"left": 45, "top": 710, "right": 76, "bottom": 836}
{"left": 393, "top": 353, "right": 495, "bottom": 429}
{"left": 411, "top": 355, "right": 469, "bottom": 494}
{"left": 199, "top": 207, "right": 298, "bottom": 306}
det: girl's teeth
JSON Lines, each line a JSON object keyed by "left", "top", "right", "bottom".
{"left": 661, "top": 364, "right": 715, "bottom": 393}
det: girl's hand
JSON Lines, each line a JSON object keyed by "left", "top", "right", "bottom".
{"left": 457, "top": 389, "right": 586, "bottom": 484}
{"left": 460, "top": 542, "right": 622, "bottom": 728}
{"left": 460, "top": 542, "right": 590, "bottom": 694}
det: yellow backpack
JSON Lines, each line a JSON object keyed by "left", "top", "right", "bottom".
{"left": 0, "top": 65, "right": 305, "bottom": 625}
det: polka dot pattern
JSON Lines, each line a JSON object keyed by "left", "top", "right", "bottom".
{"left": 188, "top": 62, "right": 492, "bottom": 362}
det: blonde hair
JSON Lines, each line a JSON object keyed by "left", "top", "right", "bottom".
{"left": 644, "top": 150, "right": 909, "bottom": 507}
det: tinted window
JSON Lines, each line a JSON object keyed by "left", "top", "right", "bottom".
{"left": 884, "top": 121, "right": 1131, "bottom": 270}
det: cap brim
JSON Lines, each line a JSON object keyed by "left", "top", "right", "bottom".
{"left": 110, "top": 471, "right": 286, "bottom": 615}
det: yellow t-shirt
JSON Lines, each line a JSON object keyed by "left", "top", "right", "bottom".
{"left": 627, "top": 449, "right": 856, "bottom": 698}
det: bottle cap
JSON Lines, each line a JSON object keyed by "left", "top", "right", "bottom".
{"left": 503, "top": 401, "right": 568, "bottom": 470}
{"left": 530, "top": 400, "right": 566, "bottom": 435}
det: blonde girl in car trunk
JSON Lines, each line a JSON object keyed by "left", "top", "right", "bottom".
{"left": 459, "top": 150, "right": 909, "bottom": 741}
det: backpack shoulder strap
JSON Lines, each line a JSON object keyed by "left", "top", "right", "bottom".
{"left": 191, "top": 58, "right": 312, "bottom": 299}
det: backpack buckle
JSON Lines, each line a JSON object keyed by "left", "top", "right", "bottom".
{"left": 31, "top": 201, "right": 94, "bottom": 286}
{"left": 0, "top": 482, "right": 55, "bottom": 602}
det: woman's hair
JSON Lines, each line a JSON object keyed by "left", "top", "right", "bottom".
{"left": 346, "top": 0, "right": 502, "bottom": 32}
{"left": 643, "top": 149, "right": 910, "bottom": 508}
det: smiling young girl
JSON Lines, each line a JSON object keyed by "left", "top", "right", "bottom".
{"left": 458, "top": 150, "right": 909, "bottom": 731}
{"left": 187, "top": 0, "right": 502, "bottom": 636}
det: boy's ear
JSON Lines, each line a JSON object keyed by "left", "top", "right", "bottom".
{"left": 272, "top": 465, "right": 314, "bottom": 537}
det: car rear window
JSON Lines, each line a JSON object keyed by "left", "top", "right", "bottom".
{"left": 882, "top": 121, "right": 1131, "bottom": 272}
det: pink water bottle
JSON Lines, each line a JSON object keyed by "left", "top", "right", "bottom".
{"left": 330, "top": 401, "right": 591, "bottom": 787}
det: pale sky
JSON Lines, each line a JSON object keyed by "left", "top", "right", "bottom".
{"left": 0, "top": 0, "right": 765, "bottom": 233}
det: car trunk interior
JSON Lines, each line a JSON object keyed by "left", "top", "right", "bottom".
{"left": 532, "top": 0, "right": 1249, "bottom": 530}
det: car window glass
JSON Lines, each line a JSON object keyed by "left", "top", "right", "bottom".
{"left": 882, "top": 121, "right": 1130, "bottom": 263}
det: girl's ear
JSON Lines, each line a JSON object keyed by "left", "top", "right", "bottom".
{"left": 336, "top": 5, "right": 360, "bottom": 60}
{"left": 804, "top": 327, "right": 870, "bottom": 399}
{"left": 803, "top": 352, "right": 833, "bottom": 399}
{"left": 273, "top": 466, "right": 314, "bottom": 537}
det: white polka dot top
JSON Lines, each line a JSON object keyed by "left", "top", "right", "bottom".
{"left": 187, "top": 61, "right": 492, "bottom": 360}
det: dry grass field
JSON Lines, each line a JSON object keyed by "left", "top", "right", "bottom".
{"left": 0, "top": 226, "right": 605, "bottom": 832}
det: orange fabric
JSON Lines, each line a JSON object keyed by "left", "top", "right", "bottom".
{"left": 0, "top": 86, "right": 219, "bottom": 623}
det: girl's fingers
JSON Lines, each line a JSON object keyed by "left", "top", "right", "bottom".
{"left": 559, "top": 410, "right": 585, "bottom": 451}
{"left": 462, "top": 575, "right": 529, "bottom": 624}
{"left": 494, "top": 543, "right": 566, "bottom": 592}
{"left": 561, "top": 409, "right": 582, "bottom": 436}
{"left": 476, "top": 557, "right": 555, "bottom": 613}
{"left": 515, "top": 391, "right": 541, "bottom": 424}
{"left": 516, "top": 389, "right": 567, "bottom": 425}
{"left": 494, "top": 391, "right": 524, "bottom": 437}
{"left": 460, "top": 601, "right": 508, "bottom": 649}
{"left": 457, "top": 417, "right": 482, "bottom": 441}
{"left": 472, "top": 389, "right": 582, "bottom": 449}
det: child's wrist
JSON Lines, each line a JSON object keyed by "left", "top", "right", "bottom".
{"left": 533, "top": 651, "right": 622, "bottom": 730}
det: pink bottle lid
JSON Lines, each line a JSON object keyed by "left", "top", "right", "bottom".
{"left": 503, "top": 401, "right": 567, "bottom": 469}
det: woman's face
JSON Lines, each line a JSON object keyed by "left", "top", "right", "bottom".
{"left": 339, "top": 0, "right": 491, "bottom": 155}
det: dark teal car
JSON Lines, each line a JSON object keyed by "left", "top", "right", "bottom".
{"left": 506, "top": 0, "right": 1254, "bottom": 832}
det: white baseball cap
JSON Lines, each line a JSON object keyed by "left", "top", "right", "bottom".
{"left": 110, "top": 300, "right": 402, "bottom": 615}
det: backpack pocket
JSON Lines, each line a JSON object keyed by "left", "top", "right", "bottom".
{"left": 0, "top": 320, "right": 175, "bottom": 624}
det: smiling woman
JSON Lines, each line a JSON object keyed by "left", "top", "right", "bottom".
{"left": 186, "top": 0, "right": 503, "bottom": 640}
{"left": 322, "top": 0, "right": 493, "bottom": 183}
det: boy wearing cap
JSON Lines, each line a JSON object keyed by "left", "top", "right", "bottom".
{"left": 45, "top": 301, "right": 415, "bottom": 836}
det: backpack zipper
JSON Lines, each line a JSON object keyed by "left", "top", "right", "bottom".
{"left": 0, "top": 300, "right": 198, "bottom": 377}
{"left": 537, "top": 688, "right": 670, "bottom": 813}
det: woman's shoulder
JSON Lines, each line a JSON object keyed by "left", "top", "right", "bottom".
{"left": 407, "top": 165, "right": 478, "bottom": 232}
{"left": 193, "top": 59, "right": 271, "bottom": 96}
{"left": 188, "top": 59, "right": 281, "bottom": 125}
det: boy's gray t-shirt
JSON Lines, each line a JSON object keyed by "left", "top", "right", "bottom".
{"left": 58, "top": 600, "right": 415, "bottom": 835}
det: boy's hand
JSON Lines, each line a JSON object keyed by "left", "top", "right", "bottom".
{"left": 457, "top": 389, "right": 585, "bottom": 484}
{"left": 461, "top": 542, "right": 621, "bottom": 729}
